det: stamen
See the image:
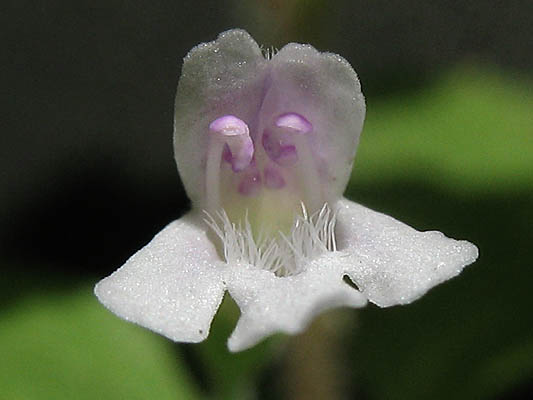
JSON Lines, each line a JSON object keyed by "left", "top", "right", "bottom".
{"left": 210, "top": 115, "right": 254, "bottom": 172}
{"left": 205, "top": 115, "right": 253, "bottom": 212}
{"left": 273, "top": 113, "right": 324, "bottom": 213}
{"left": 261, "top": 113, "right": 311, "bottom": 166}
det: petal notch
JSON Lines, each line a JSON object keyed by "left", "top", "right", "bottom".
{"left": 335, "top": 198, "right": 479, "bottom": 307}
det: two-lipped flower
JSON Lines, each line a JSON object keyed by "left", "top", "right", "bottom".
{"left": 95, "top": 30, "right": 478, "bottom": 352}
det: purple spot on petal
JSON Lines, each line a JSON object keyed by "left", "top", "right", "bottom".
{"left": 261, "top": 129, "right": 277, "bottom": 155}
{"left": 262, "top": 129, "right": 298, "bottom": 166}
{"left": 238, "top": 171, "right": 262, "bottom": 196}
{"left": 263, "top": 167, "right": 286, "bottom": 189}
{"left": 276, "top": 145, "right": 298, "bottom": 166}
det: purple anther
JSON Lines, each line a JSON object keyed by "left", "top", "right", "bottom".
{"left": 275, "top": 112, "right": 313, "bottom": 134}
{"left": 263, "top": 166, "right": 286, "bottom": 189}
{"left": 210, "top": 115, "right": 254, "bottom": 172}
{"left": 209, "top": 115, "right": 249, "bottom": 136}
{"left": 238, "top": 170, "right": 262, "bottom": 196}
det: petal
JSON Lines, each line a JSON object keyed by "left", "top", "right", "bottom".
{"left": 224, "top": 256, "right": 367, "bottom": 352}
{"left": 336, "top": 198, "right": 479, "bottom": 307}
{"left": 174, "top": 29, "right": 267, "bottom": 209}
{"left": 257, "top": 44, "right": 365, "bottom": 203}
{"left": 94, "top": 212, "right": 225, "bottom": 343}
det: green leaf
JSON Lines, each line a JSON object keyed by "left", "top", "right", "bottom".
{"left": 353, "top": 65, "right": 533, "bottom": 193}
{"left": 0, "top": 284, "right": 201, "bottom": 400}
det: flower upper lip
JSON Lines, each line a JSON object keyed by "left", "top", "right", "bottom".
{"left": 173, "top": 29, "right": 365, "bottom": 214}
{"left": 94, "top": 29, "right": 479, "bottom": 352}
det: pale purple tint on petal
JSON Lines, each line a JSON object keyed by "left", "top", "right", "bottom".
{"left": 257, "top": 43, "right": 366, "bottom": 203}
{"left": 174, "top": 29, "right": 366, "bottom": 209}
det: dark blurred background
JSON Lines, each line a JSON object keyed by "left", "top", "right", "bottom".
{"left": 1, "top": 1, "right": 532, "bottom": 399}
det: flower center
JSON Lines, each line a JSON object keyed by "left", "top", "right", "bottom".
{"left": 204, "top": 112, "right": 334, "bottom": 275}
{"left": 206, "top": 112, "right": 324, "bottom": 232}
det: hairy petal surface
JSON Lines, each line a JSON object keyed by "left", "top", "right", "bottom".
{"left": 225, "top": 256, "right": 367, "bottom": 352}
{"left": 336, "top": 198, "right": 479, "bottom": 307}
{"left": 95, "top": 213, "right": 225, "bottom": 342}
{"left": 174, "top": 29, "right": 267, "bottom": 208}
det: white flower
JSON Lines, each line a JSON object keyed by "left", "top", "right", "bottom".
{"left": 95, "top": 29, "right": 478, "bottom": 352}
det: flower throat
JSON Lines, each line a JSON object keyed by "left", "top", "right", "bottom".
{"left": 204, "top": 113, "right": 336, "bottom": 275}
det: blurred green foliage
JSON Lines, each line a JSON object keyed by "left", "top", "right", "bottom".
{"left": 189, "top": 295, "right": 282, "bottom": 399}
{"left": 354, "top": 65, "right": 533, "bottom": 193}
{"left": 1, "top": 65, "right": 531, "bottom": 399}
{"left": 0, "top": 286, "right": 200, "bottom": 400}
{"left": 346, "top": 65, "right": 533, "bottom": 400}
